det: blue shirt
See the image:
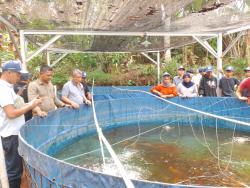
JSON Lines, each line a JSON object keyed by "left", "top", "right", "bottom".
{"left": 62, "top": 81, "right": 85, "bottom": 104}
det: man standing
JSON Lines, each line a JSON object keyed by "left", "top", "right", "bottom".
{"left": 28, "top": 65, "right": 66, "bottom": 117}
{"left": 173, "top": 66, "right": 185, "bottom": 86}
{"left": 219, "top": 66, "right": 239, "bottom": 97}
{"left": 81, "top": 71, "right": 92, "bottom": 101}
{"left": 0, "top": 60, "right": 42, "bottom": 188}
{"left": 198, "top": 66, "right": 218, "bottom": 97}
{"left": 61, "top": 69, "right": 91, "bottom": 109}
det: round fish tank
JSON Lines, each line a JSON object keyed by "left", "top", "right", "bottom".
{"left": 19, "top": 87, "right": 250, "bottom": 188}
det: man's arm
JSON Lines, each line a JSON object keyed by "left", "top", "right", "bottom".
{"left": 3, "top": 98, "right": 42, "bottom": 119}
{"left": 61, "top": 96, "right": 79, "bottom": 108}
{"left": 236, "top": 87, "right": 248, "bottom": 101}
{"left": 150, "top": 85, "right": 163, "bottom": 97}
{"left": 28, "top": 82, "right": 46, "bottom": 117}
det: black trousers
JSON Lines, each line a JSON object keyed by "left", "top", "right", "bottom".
{"left": 1, "top": 135, "right": 23, "bottom": 188}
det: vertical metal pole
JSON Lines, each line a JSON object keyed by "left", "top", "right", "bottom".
{"left": 19, "top": 30, "right": 27, "bottom": 71}
{"left": 157, "top": 51, "right": 160, "bottom": 84}
{"left": 46, "top": 51, "right": 50, "bottom": 66}
{"left": 0, "top": 138, "right": 9, "bottom": 188}
{"left": 217, "top": 33, "right": 223, "bottom": 79}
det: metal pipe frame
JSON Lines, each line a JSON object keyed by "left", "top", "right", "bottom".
{"left": 222, "top": 31, "right": 246, "bottom": 57}
{"left": 51, "top": 53, "right": 68, "bottom": 67}
{"left": 140, "top": 52, "right": 157, "bottom": 65}
{"left": 46, "top": 51, "right": 50, "bottom": 66}
{"left": 217, "top": 33, "right": 223, "bottom": 78}
{"left": 19, "top": 30, "right": 27, "bottom": 70}
{"left": 157, "top": 51, "right": 160, "bottom": 84}
{"left": 22, "top": 30, "right": 218, "bottom": 37}
{"left": 26, "top": 35, "right": 62, "bottom": 63}
{"left": 192, "top": 36, "right": 218, "bottom": 58}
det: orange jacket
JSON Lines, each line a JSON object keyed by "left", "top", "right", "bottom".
{"left": 150, "top": 84, "right": 178, "bottom": 96}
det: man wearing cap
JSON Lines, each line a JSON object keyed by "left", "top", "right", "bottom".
{"left": 61, "top": 69, "right": 91, "bottom": 108}
{"left": 28, "top": 65, "right": 66, "bottom": 117}
{"left": 244, "top": 67, "right": 250, "bottom": 78}
{"left": 219, "top": 66, "right": 239, "bottom": 97}
{"left": 81, "top": 71, "right": 92, "bottom": 101}
{"left": 198, "top": 66, "right": 218, "bottom": 97}
{"left": 173, "top": 66, "right": 185, "bottom": 86}
{"left": 14, "top": 72, "right": 32, "bottom": 121}
{"left": 151, "top": 72, "right": 178, "bottom": 98}
{"left": 177, "top": 73, "right": 198, "bottom": 97}
{"left": 0, "top": 60, "right": 42, "bottom": 188}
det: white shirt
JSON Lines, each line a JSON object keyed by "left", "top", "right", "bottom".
{"left": 177, "top": 82, "right": 198, "bottom": 97}
{"left": 192, "top": 74, "right": 202, "bottom": 88}
{"left": 61, "top": 80, "right": 86, "bottom": 104}
{"left": 0, "top": 79, "right": 25, "bottom": 137}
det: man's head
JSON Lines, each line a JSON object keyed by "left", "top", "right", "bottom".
{"left": 205, "top": 66, "right": 213, "bottom": 78}
{"left": 72, "top": 69, "right": 82, "bottom": 84}
{"left": 20, "top": 72, "right": 31, "bottom": 84}
{"left": 198, "top": 67, "right": 206, "bottom": 76}
{"left": 244, "top": 67, "right": 250, "bottom": 78}
{"left": 39, "top": 65, "right": 53, "bottom": 83}
{"left": 81, "top": 71, "right": 87, "bottom": 82}
{"left": 186, "top": 69, "right": 194, "bottom": 78}
{"left": 1, "top": 60, "right": 22, "bottom": 84}
{"left": 225, "top": 66, "right": 234, "bottom": 78}
{"left": 177, "top": 66, "right": 185, "bottom": 77}
{"left": 162, "top": 72, "right": 171, "bottom": 85}
{"left": 183, "top": 73, "right": 191, "bottom": 83}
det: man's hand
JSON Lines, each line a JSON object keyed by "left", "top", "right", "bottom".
{"left": 85, "top": 100, "right": 92, "bottom": 105}
{"left": 30, "top": 97, "right": 43, "bottom": 108}
{"left": 37, "top": 111, "right": 47, "bottom": 117}
{"left": 70, "top": 102, "right": 80, "bottom": 109}
{"left": 239, "top": 96, "right": 248, "bottom": 101}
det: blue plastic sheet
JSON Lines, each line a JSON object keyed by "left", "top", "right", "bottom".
{"left": 19, "top": 86, "right": 250, "bottom": 188}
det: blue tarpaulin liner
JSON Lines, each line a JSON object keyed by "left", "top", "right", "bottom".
{"left": 19, "top": 86, "right": 250, "bottom": 188}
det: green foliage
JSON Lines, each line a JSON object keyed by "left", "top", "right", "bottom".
{"left": 52, "top": 70, "right": 69, "bottom": 87}
{"left": 87, "top": 70, "right": 112, "bottom": 85}
{"left": 0, "top": 50, "right": 15, "bottom": 63}
{"left": 162, "top": 55, "right": 182, "bottom": 76}
{"left": 27, "top": 56, "right": 44, "bottom": 78}
{"left": 27, "top": 19, "right": 56, "bottom": 30}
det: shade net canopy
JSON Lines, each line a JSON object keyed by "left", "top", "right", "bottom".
{"left": 1, "top": 0, "right": 250, "bottom": 52}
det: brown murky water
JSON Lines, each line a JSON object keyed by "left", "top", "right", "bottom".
{"left": 54, "top": 125, "right": 250, "bottom": 187}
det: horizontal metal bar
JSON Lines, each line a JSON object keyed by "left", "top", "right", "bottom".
{"left": 223, "top": 24, "right": 250, "bottom": 35}
{"left": 22, "top": 30, "right": 218, "bottom": 37}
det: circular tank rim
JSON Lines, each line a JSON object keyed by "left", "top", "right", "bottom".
{"left": 18, "top": 92, "right": 250, "bottom": 188}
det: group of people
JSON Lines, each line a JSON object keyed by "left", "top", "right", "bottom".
{"left": 151, "top": 65, "right": 250, "bottom": 104}
{"left": 0, "top": 60, "right": 92, "bottom": 188}
{"left": 2, "top": 59, "right": 250, "bottom": 188}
